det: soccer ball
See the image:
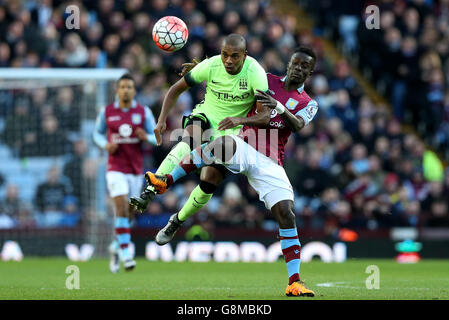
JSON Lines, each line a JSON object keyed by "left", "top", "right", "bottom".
{"left": 152, "top": 16, "right": 189, "bottom": 52}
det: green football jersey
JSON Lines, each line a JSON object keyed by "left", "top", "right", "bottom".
{"left": 184, "top": 55, "right": 268, "bottom": 139}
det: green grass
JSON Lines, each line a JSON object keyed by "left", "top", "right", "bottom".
{"left": 0, "top": 258, "right": 448, "bottom": 300}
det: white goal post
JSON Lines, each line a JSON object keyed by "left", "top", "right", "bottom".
{"left": 0, "top": 68, "right": 127, "bottom": 111}
{"left": 0, "top": 68, "right": 128, "bottom": 257}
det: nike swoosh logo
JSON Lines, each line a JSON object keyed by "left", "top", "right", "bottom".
{"left": 192, "top": 197, "right": 201, "bottom": 208}
{"left": 211, "top": 80, "right": 221, "bottom": 84}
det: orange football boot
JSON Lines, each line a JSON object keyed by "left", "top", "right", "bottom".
{"left": 145, "top": 171, "right": 169, "bottom": 194}
{"left": 285, "top": 281, "right": 315, "bottom": 297}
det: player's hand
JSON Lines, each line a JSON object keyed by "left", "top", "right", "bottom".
{"left": 134, "top": 127, "right": 148, "bottom": 141}
{"left": 255, "top": 89, "right": 277, "bottom": 109}
{"left": 154, "top": 121, "right": 167, "bottom": 146}
{"left": 218, "top": 117, "right": 242, "bottom": 130}
{"left": 105, "top": 143, "right": 118, "bottom": 154}
{"left": 178, "top": 58, "right": 200, "bottom": 77}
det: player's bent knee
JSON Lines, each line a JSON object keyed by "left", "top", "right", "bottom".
{"left": 283, "top": 209, "right": 296, "bottom": 223}
{"left": 114, "top": 195, "right": 129, "bottom": 217}
{"left": 279, "top": 210, "right": 296, "bottom": 229}
{"left": 200, "top": 166, "right": 225, "bottom": 185}
{"left": 272, "top": 201, "right": 296, "bottom": 228}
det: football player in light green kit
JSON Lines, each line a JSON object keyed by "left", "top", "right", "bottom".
{"left": 129, "top": 34, "right": 269, "bottom": 220}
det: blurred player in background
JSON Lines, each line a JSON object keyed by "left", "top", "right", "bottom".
{"left": 145, "top": 47, "right": 318, "bottom": 296}
{"left": 129, "top": 34, "right": 270, "bottom": 218}
{"left": 93, "top": 74, "right": 157, "bottom": 272}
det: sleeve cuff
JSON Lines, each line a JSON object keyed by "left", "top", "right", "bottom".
{"left": 147, "top": 134, "right": 157, "bottom": 146}
{"left": 184, "top": 72, "right": 197, "bottom": 87}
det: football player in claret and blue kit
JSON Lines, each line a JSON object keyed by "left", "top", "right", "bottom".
{"left": 93, "top": 74, "right": 157, "bottom": 273}
{"left": 145, "top": 47, "right": 319, "bottom": 296}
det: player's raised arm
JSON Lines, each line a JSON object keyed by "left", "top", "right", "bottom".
{"left": 155, "top": 56, "right": 211, "bottom": 145}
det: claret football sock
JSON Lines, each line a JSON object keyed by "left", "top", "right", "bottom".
{"left": 168, "top": 144, "right": 215, "bottom": 185}
{"left": 279, "top": 228, "right": 301, "bottom": 284}
{"left": 115, "top": 217, "right": 132, "bottom": 261}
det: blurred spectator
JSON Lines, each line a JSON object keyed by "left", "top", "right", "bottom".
{"left": 327, "top": 89, "right": 357, "bottom": 134}
{"left": 354, "top": 118, "right": 376, "bottom": 153}
{"left": 161, "top": 190, "right": 180, "bottom": 214}
{"left": 54, "top": 87, "right": 80, "bottom": 133}
{"left": 59, "top": 195, "right": 81, "bottom": 227}
{"left": 34, "top": 166, "right": 72, "bottom": 227}
{"left": 426, "top": 200, "right": 449, "bottom": 227}
{"left": 63, "top": 139, "right": 87, "bottom": 208}
{"left": 0, "top": 184, "right": 34, "bottom": 228}
{"left": 295, "top": 150, "right": 335, "bottom": 198}
{"left": 2, "top": 97, "right": 39, "bottom": 156}
{"left": 0, "top": 42, "right": 11, "bottom": 66}
{"left": 36, "top": 115, "right": 69, "bottom": 157}
{"left": 348, "top": 144, "right": 370, "bottom": 176}
{"left": 328, "top": 60, "right": 362, "bottom": 103}
{"left": 63, "top": 33, "right": 89, "bottom": 67}
{"left": 215, "top": 182, "right": 246, "bottom": 227}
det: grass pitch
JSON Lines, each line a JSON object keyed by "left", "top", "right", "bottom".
{"left": 0, "top": 258, "right": 448, "bottom": 300}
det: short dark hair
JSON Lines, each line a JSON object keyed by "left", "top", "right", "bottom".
{"left": 118, "top": 73, "right": 135, "bottom": 85}
{"left": 293, "top": 46, "right": 316, "bottom": 64}
{"left": 222, "top": 33, "right": 246, "bottom": 51}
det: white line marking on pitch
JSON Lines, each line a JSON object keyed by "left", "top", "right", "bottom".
{"left": 316, "top": 282, "right": 360, "bottom": 289}
{"left": 315, "top": 282, "right": 432, "bottom": 290}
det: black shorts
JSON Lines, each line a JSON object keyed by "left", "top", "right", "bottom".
{"left": 182, "top": 113, "right": 227, "bottom": 178}
{"left": 182, "top": 112, "right": 210, "bottom": 132}
{"left": 206, "top": 163, "right": 228, "bottom": 178}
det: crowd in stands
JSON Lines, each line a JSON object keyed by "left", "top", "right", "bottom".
{"left": 0, "top": 0, "right": 448, "bottom": 233}
{"left": 302, "top": 0, "right": 449, "bottom": 159}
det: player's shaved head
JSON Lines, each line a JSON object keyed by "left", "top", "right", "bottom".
{"left": 222, "top": 34, "right": 246, "bottom": 52}
{"left": 221, "top": 34, "right": 247, "bottom": 75}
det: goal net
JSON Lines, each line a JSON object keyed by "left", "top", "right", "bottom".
{"left": 0, "top": 68, "right": 127, "bottom": 259}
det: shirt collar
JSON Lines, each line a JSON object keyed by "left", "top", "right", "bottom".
{"left": 114, "top": 99, "right": 137, "bottom": 109}
{"left": 281, "top": 76, "right": 304, "bottom": 94}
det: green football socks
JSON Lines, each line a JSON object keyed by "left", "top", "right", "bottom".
{"left": 178, "top": 185, "right": 213, "bottom": 221}
{"left": 155, "top": 141, "right": 191, "bottom": 175}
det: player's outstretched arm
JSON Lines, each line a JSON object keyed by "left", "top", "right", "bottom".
{"left": 255, "top": 89, "right": 305, "bottom": 132}
{"left": 155, "top": 78, "right": 190, "bottom": 145}
{"left": 217, "top": 102, "right": 271, "bottom": 130}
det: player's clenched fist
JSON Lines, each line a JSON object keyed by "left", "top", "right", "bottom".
{"left": 255, "top": 89, "right": 277, "bottom": 109}
{"left": 154, "top": 121, "right": 167, "bottom": 146}
{"left": 105, "top": 142, "right": 118, "bottom": 154}
{"left": 134, "top": 127, "right": 148, "bottom": 141}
